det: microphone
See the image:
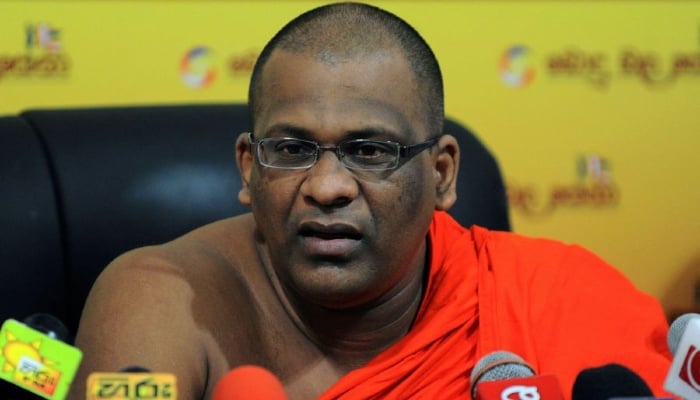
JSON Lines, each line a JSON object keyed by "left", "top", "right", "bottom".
{"left": 667, "top": 313, "right": 700, "bottom": 356}
{"left": 0, "top": 314, "right": 82, "bottom": 400}
{"left": 86, "top": 366, "right": 177, "bottom": 399}
{"left": 469, "top": 350, "right": 564, "bottom": 400}
{"left": 213, "top": 365, "right": 288, "bottom": 400}
{"left": 664, "top": 313, "right": 700, "bottom": 399}
{"left": 571, "top": 363, "right": 664, "bottom": 400}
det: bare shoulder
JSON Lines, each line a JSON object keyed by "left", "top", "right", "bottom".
{"left": 69, "top": 214, "right": 265, "bottom": 399}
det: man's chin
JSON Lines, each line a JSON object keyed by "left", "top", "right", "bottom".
{"left": 290, "top": 268, "right": 378, "bottom": 308}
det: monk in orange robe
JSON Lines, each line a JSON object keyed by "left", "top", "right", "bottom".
{"left": 69, "top": 4, "right": 674, "bottom": 400}
{"left": 320, "top": 212, "right": 672, "bottom": 399}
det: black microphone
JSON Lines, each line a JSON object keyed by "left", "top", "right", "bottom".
{"left": 571, "top": 363, "right": 655, "bottom": 400}
{"left": 21, "top": 314, "right": 72, "bottom": 344}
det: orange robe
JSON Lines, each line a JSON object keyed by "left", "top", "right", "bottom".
{"left": 319, "top": 211, "right": 672, "bottom": 399}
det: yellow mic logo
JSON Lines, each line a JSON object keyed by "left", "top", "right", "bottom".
{"left": 87, "top": 371, "right": 177, "bottom": 399}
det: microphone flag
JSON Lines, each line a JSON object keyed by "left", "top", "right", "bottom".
{"left": 474, "top": 375, "right": 564, "bottom": 400}
{"left": 0, "top": 318, "right": 82, "bottom": 400}
{"left": 86, "top": 370, "right": 177, "bottom": 400}
{"left": 664, "top": 316, "right": 700, "bottom": 400}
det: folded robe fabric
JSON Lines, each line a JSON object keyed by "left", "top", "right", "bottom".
{"left": 318, "top": 210, "right": 480, "bottom": 399}
{"left": 319, "top": 211, "right": 672, "bottom": 399}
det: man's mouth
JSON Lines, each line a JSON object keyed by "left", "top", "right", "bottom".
{"left": 298, "top": 222, "right": 363, "bottom": 256}
{"left": 299, "top": 221, "right": 363, "bottom": 239}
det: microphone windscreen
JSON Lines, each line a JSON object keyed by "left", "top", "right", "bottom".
{"left": 663, "top": 315, "right": 700, "bottom": 399}
{"left": 0, "top": 316, "right": 82, "bottom": 400}
{"left": 23, "top": 313, "right": 71, "bottom": 343}
{"left": 470, "top": 351, "right": 535, "bottom": 398}
{"left": 119, "top": 365, "right": 151, "bottom": 373}
{"left": 213, "top": 365, "right": 288, "bottom": 400}
{"left": 667, "top": 313, "right": 700, "bottom": 355}
{"left": 571, "top": 363, "right": 653, "bottom": 400}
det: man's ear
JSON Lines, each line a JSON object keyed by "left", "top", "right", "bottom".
{"left": 433, "top": 134, "right": 459, "bottom": 211}
{"left": 235, "top": 132, "right": 254, "bottom": 206}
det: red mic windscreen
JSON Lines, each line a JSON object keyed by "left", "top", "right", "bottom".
{"left": 470, "top": 351, "right": 564, "bottom": 400}
{"left": 213, "top": 365, "right": 288, "bottom": 400}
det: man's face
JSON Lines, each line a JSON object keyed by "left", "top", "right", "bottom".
{"left": 242, "top": 48, "right": 440, "bottom": 309}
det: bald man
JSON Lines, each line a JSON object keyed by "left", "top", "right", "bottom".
{"left": 70, "top": 3, "right": 672, "bottom": 399}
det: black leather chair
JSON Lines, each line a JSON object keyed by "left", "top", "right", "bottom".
{"left": 0, "top": 103, "right": 510, "bottom": 339}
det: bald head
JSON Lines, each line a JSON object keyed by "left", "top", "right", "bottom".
{"left": 248, "top": 2, "right": 444, "bottom": 136}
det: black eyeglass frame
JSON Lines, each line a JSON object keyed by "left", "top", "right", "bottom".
{"left": 247, "top": 132, "right": 440, "bottom": 171}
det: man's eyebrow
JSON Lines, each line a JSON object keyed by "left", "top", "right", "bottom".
{"left": 261, "top": 124, "right": 413, "bottom": 142}
{"left": 261, "top": 123, "right": 312, "bottom": 138}
{"left": 344, "top": 127, "right": 405, "bottom": 141}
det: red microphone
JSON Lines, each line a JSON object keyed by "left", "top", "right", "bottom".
{"left": 470, "top": 351, "right": 564, "bottom": 400}
{"left": 213, "top": 365, "right": 288, "bottom": 400}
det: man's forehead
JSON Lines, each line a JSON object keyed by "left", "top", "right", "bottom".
{"left": 260, "top": 47, "right": 420, "bottom": 99}
{"left": 254, "top": 49, "right": 426, "bottom": 141}
{"left": 261, "top": 48, "right": 419, "bottom": 100}
{"left": 267, "top": 44, "right": 408, "bottom": 70}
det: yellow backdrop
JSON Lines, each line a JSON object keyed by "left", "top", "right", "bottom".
{"left": 1, "top": 1, "right": 698, "bottom": 314}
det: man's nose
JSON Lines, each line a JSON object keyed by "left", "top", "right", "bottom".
{"left": 300, "top": 150, "right": 359, "bottom": 207}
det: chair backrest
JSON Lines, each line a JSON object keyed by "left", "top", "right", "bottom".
{"left": 0, "top": 103, "right": 510, "bottom": 337}
{"left": 0, "top": 115, "right": 67, "bottom": 322}
{"left": 444, "top": 117, "right": 511, "bottom": 232}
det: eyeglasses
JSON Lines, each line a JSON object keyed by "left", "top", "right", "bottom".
{"left": 248, "top": 133, "right": 439, "bottom": 171}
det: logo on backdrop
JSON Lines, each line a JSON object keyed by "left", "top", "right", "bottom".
{"left": 500, "top": 26, "right": 700, "bottom": 89}
{"left": 499, "top": 45, "right": 536, "bottom": 88}
{"left": 546, "top": 48, "right": 611, "bottom": 87}
{"left": 179, "top": 46, "right": 217, "bottom": 89}
{"left": 227, "top": 49, "right": 258, "bottom": 76}
{"left": 179, "top": 46, "right": 259, "bottom": 88}
{"left": 508, "top": 154, "right": 619, "bottom": 216}
{"left": 0, "top": 22, "right": 71, "bottom": 80}
{"left": 27, "top": 23, "right": 62, "bottom": 53}
{"left": 545, "top": 47, "right": 700, "bottom": 88}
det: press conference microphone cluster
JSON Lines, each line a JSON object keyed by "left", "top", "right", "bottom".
{"left": 0, "top": 313, "right": 82, "bottom": 400}
{"left": 664, "top": 313, "right": 700, "bottom": 399}
{"left": 469, "top": 350, "right": 565, "bottom": 400}
{"left": 213, "top": 365, "right": 288, "bottom": 400}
